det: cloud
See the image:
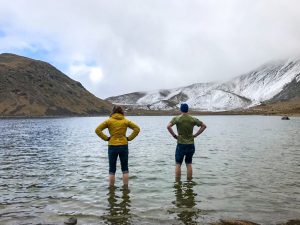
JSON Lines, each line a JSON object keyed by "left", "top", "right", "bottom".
{"left": 89, "top": 68, "right": 103, "bottom": 83}
{"left": 0, "top": 0, "right": 300, "bottom": 98}
{"left": 69, "top": 63, "right": 103, "bottom": 84}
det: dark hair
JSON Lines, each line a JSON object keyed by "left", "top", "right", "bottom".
{"left": 110, "top": 105, "right": 124, "bottom": 116}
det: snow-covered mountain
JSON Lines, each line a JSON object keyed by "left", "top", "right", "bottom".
{"left": 106, "top": 58, "right": 300, "bottom": 111}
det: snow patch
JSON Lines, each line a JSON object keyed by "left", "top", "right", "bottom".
{"left": 107, "top": 58, "right": 300, "bottom": 111}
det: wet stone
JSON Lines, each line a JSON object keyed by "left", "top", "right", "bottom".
{"left": 64, "top": 217, "right": 77, "bottom": 225}
{"left": 213, "top": 219, "right": 260, "bottom": 225}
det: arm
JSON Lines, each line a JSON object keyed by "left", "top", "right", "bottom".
{"left": 193, "top": 121, "right": 207, "bottom": 138}
{"left": 95, "top": 120, "right": 110, "bottom": 141}
{"left": 167, "top": 122, "right": 177, "bottom": 139}
{"left": 127, "top": 121, "right": 140, "bottom": 141}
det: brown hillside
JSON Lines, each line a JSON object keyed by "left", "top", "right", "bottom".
{"left": 248, "top": 97, "right": 300, "bottom": 116}
{"left": 0, "top": 53, "right": 112, "bottom": 116}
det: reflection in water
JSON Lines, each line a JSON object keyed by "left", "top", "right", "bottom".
{"left": 172, "top": 181, "right": 198, "bottom": 225}
{"left": 1, "top": 117, "right": 299, "bottom": 224}
{"left": 104, "top": 187, "right": 131, "bottom": 225}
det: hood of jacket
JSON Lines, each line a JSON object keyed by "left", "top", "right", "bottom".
{"left": 110, "top": 113, "right": 125, "bottom": 120}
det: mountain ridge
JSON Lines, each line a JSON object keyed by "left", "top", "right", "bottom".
{"left": 0, "top": 53, "right": 112, "bottom": 116}
{"left": 106, "top": 58, "right": 300, "bottom": 111}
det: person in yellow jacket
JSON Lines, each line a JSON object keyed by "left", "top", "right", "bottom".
{"left": 95, "top": 105, "right": 140, "bottom": 187}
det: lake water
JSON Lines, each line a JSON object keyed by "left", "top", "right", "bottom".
{"left": 0, "top": 116, "right": 299, "bottom": 225}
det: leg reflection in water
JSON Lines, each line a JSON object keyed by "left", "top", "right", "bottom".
{"left": 104, "top": 186, "right": 131, "bottom": 225}
{"left": 172, "top": 181, "right": 198, "bottom": 225}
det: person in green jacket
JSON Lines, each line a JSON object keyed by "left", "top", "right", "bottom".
{"left": 95, "top": 106, "right": 140, "bottom": 187}
{"left": 167, "top": 103, "right": 206, "bottom": 182}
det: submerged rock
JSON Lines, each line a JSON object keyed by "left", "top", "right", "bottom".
{"left": 212, "top": 219, "right": 260, "bottom": 225}
{"left": 212, "top": 219, "right": 300, "bottom": 225}
{"left": 64, "top": 217, "right": 77, "bottom": 225}
{"left": 283, "top": 220, "right": 300, "bottom": 225}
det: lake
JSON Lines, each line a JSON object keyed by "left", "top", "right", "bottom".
{"left": 0, "top": 116, "right": 299, "bottom": 225}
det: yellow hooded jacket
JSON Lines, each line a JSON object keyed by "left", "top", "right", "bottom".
{"left": 95, "top": 113, "right": 140, "bottom": 146}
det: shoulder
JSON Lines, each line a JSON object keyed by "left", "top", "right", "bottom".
{"left": 172, "top": 115, "right": 180, "bottom": 121}
{"left": 105, "top": 117, "right": 114, "bottom": 124}
{"left": 191, "top": 115, "right": 199, "bottom": 120}
{"left": 124, "top": 118, "right": 133, "bottom": 125}
{"left": 98, "top": 118, "right": 110, "bottom": 127}
{"left": 170, "top": 116, "right": 180, "bottom": 124}
{"left": 125, "top": 118, "right": 139, "bottom": 127}
{"left": 192, "top": 116, "right": 202, "bottom": 125}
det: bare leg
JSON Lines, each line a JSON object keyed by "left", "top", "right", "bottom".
{"left": 123, "top": 173, "right": 129, "bottom": 187}
{"left": 186, "top": 164, "right": 193, "bottom": 181}
{"left": 109, "top": 174, "right": 115, "bottom": 187}
{"left": 175, "top": 164, "right": 181, "bottom": 182}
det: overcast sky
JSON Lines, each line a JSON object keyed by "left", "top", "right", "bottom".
{"left": 0, "top": 0, "right": 300, "bottom": 98}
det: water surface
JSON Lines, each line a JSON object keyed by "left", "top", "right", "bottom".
{"left": 0, "top": 116, "right": 299, "bottom": 224}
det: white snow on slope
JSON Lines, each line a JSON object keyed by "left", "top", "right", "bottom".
{"left": 220, "top": 59, "right": 300, "bottom": 102}
{"left": 107, "top": 58, "right": 300, "bottom": 111}
{"left": 186, "top": 90, "right": 251, "bottom": 111}
{"left": 296, "top": 73, "right": 300, "bottom": 82}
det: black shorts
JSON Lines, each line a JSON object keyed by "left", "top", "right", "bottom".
{"left": 175, "top": 144, "right": 195, "bottom": 165}
{"left": 108, "top": 145, "right": 128, "bottom": 175}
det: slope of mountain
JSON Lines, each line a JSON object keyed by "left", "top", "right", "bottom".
{"left": 267, "top": 75, "right": 300, "bottom": 102}
{"left": 107, "top": 58, "right": 300, "bottom": 111}
{"left": 220, "top": 59, "right": 300, "bottom": 102}
{"left": 0, "top": 53, "right": 112, "bottom": 116}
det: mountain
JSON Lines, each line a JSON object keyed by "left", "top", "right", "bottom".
{"left": 0, "top": 53, "right": 112, "bottom": 116}
{"left": 106, "top": 58, "right": 300, "bottom": 111}
{"left": 268, "top": 75, "right": 300, "bottom": 103}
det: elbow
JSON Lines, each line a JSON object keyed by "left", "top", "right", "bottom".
{"left": 132, "top": 127, "right": 140, "bottom": 136}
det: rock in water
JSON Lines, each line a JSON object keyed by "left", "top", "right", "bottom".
{"left": 281, "top": 116, "right": 290, "bottom": 120}
{"left": 285, "top": 220, "right": 300, "bottom": 225}
{"left": 64, "top": 217, "right": 77, "bottom": 225}
{"left": 217, "top": 220, "right": 260, "bottom": 225}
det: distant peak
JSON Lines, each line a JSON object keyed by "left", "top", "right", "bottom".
{"left": 0, "top": 53, "right": 36, "bottom": 61}
{"left": 0, "top": 53, "right": 22, "bottom": 57}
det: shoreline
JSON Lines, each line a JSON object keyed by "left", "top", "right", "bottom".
{"left": 1, "top": 98, "right": 299, "bottom": 118}
{"left": 0, "top": 111, "right": 299, "bottom": 118}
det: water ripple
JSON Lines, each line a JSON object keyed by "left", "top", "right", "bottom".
{"left": 0, "top": 116, "right": 299, "bottom": 224}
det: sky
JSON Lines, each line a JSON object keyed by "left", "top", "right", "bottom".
{"left": 0, "top": 0, "right": 300, "bottom": 99}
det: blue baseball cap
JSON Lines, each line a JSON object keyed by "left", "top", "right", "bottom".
{"left": 180, "top": 103, "right": 189, "bottom": 113}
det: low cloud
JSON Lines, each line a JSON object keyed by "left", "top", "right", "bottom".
{"left": 0, "top": 0, "right": 300, "bottom": 98}
{"left": 69, "top": 63, "right": 104, "bottom": 84}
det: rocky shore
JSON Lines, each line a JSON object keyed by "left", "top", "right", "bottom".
{"left": 212, "top": 219, "right": 300, "bottom": 225}
{"left": 37, "top": 218, "right": 300, "bottom": 225}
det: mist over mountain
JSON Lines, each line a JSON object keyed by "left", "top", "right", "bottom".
{"left": 107, "top": 58, "right": 300, "bottom": 112}
{"left": 1, "top": 53, "right": 298, "bottom": 116}
{"left": 0, "top": 53, "right": 112, "bottom": 116}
